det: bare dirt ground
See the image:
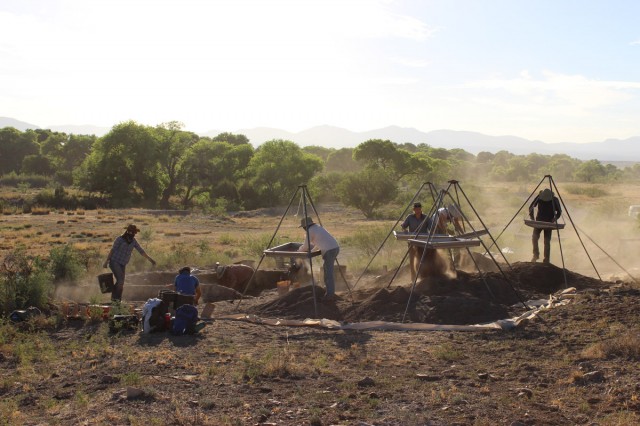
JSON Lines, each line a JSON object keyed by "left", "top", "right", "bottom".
{"left": 3, "top": 261, "right": 640, "bottom": 425}
{"left": 3, "top": 184, "right": 640, "bottom": 425}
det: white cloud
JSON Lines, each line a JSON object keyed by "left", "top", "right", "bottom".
{"left": 463, "top": 71, "right": 640, "bottom": 112}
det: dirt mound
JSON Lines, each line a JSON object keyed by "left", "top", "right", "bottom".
{"left": 248, "top": 262, "right": 612, "bottom": 325}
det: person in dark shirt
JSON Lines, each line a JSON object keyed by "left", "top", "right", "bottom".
{"left": 528, "top": 189, "right": 562, "bottom": 263}
{"left": 401, "top": 202, "right": 429, "bottom": 233}
{"left": 401, "top": 202, "right": 429, "bottom": 282}
{"left": 174, "top": 266, "right": 202, "bottom": 305}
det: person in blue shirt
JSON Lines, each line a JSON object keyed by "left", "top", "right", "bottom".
{"left": 174, "top": 266, "right": 202, "bottom": 305}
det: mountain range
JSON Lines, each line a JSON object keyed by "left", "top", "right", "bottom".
{"left": 2, "top": 117, "right": 640, "bottom": 163}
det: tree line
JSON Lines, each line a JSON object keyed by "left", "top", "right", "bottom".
{"left": 1, "top": 121, "right": 638, "bottom": 218}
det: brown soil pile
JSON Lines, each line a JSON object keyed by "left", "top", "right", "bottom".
{"left": 247, "top": 262, "right": 609, "bottom": 325}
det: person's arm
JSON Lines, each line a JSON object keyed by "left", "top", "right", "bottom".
{"left": 528, "top": 197, "right": 538, "bottom": 220}
{"left": 134, "top": 240, "right": 156, "bottom": 265}
{"left": 298, "top": 231, "right": 311, "bottom": 252}
{"left": 103, "top": 240, "right": 117, "bottom": 268}
{"left": 103, "top": 248, "right": 113, "bottom": 268}
{"left": 143, "top": 252, "right": 156, "bottom": 266}
{"left": 400, "top": 216, "right": 410, "bottom": 231}
{"left": 194, "top": 285, "right": 202, "bottom": 305}
{"left": 453, "top": 218, "right": 464, "bottom": 234}
{"left": 553, "top": 197, "right": 562, "bottom": 221}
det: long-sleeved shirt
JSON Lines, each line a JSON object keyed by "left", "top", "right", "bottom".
{"left": 528, "top": 196, "right": 562, "bottom": 222}
{"left": 109, "top": 236, "right": 146, "bottom": 266}
{"left": 298, "top": 224, "right": 339, "bottom": 253}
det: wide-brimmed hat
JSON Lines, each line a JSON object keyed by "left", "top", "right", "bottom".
{"left": 299, "top": 216, "right": 315, "bottom": 228}
{"left": 539, "top": 188, "right": 553, "bottom": 202}
{"left": 125, "top": 224, "right": 140, "bottom": 233}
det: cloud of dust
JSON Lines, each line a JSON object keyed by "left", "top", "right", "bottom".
{"left": 55, "top": 278, "right": 107, "bottom": 303}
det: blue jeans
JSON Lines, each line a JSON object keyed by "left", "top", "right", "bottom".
{"left": 322, "top": 247, "right": 340, "bottom": 296}
{"left": 109, "top": 261, "right": 126, "bottom": 301}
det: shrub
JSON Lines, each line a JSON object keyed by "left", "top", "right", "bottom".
{"left": 564, "top": 185, "right": 608, "bottom": 198}
{"left": 48, "top": 245, "right": 85, "bottom": 282}
{"left": 0, "top": 172, "right": 49, "bottom": 188}
{"left": 0, "top": 250, "right": 53, "bottom": 315}
{"left": 242, "top": 233, "right": 282, "bottom": 259}
{"left": 341, "top": 225, "right": 398, "bottom": 258}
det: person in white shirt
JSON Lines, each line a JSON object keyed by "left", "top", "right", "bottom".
{"left": 298, "top": 216, "right": 340, "bottom": 302}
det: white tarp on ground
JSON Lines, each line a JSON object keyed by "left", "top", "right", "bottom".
{"left": 215, "top": 287, "right": 576, "bottom": 332}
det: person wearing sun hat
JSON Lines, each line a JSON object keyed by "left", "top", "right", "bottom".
{"left": 298, "top": 216, "right": 340, "bottom": 302}
{"left": 103, "top": 224, "right": 156, "bottom": 301}
{"left": 528, "top": 188, "right": 562, "bottom": 263}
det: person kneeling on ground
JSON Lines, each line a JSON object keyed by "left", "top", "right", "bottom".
{"left": 174, "top": 266, "right": 201, "bottom": 304}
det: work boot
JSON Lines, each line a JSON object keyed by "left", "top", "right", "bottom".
{"left": 531, "top": 255, "right": 538, "bottom": 263}
{"left": 543, "top": 258, "right": 550, "bottom": 264}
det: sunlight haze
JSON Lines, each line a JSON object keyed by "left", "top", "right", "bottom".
{"left": 1, "top": 0, "right": 640, "bottom": 143}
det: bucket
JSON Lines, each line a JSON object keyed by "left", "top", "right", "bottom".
{"left": 98, "top": 273, "right": 114, "bottom": 294}
{"left": 277, "top": 280, "right": 290, "bottom": 296}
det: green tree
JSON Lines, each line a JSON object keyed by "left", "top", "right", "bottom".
{"left": 155, "top": 121, "right": 199, "bottom": 208}
{"left": 211, "top": 132, "right": 250, "bottom": 146}
{"left": 573, "top": 159, "right": 607, "bottom": 183}
{"left": 246, "top": 140, "right": 322, "bottom": 207}
{"left": 354, "top": 139, "right": 426, "bottom": 181}
{"left": 303, "top": 145, "right": 333, "bottom": 161}
{"left": 0, "top": 127, "right": 39, "bottom": 175}
{"left": 21, "top": 154, "right": 55, "bottom": 176}
{"left": 353, "top": 139, "right": 401, "bottom": 172}
{"left": 309, "top": 172, "right": 345, "bottom": 202}
{"left": 336, "top": 169, "right": 397, "bottom": 218}
{"left": 544, "top": 154, "right": 579, "bottom": 181}
{"left": 325, "top": 148, "right": 362, "bottom": 173}
{"left": 180, "top": 140, "right": 253, "bottom": 209}
{"left": 76, "top": 121, "right": 162, "bottom": 206}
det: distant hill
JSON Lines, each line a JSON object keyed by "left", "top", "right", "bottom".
{"left": 3, "top": 117, "right": 640, "bottom": 162}
{"left": 0, "top": 117, "right": 41, "bottom": 131}
{"left": 0, "top": 117, "right": 109, "bottom": 136}
{"left": 232, "top": 125, "right": 640, "bottom": 162}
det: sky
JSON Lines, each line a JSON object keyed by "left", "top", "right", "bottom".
{"left": 1, "top": 0, "right": 640, "bottom": 143}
